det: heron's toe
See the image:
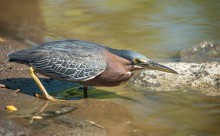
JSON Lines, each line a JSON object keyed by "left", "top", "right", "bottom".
{"left": 35, "top": 93, "right": 59, "bottom": 101}
{"left": 47, "top": 96, "right": 58, "bottom": 101}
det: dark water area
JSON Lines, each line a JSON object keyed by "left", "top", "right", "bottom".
{"left": 0, "top": 0, "right": 220, "bottom": 135}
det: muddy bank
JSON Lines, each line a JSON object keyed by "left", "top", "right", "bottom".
{"left": 0, "top": 88, "right": 134, "bottom": 136}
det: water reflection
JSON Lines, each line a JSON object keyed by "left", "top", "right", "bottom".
{"left": 111, "top": 89, "right": 220, "bottom": 135}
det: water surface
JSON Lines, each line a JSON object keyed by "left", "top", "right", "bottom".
{"left": 40, "top": 0, "right": 220, "bottom": 60}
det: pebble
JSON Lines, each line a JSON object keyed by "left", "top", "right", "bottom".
{"left": 0, "top": 84, "right": 6, "bottom": 88}
{"left": 5, "top": 105, "right": 18, "bottom": 111}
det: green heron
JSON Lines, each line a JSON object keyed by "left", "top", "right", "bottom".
{"left": 8, "top": 39, "right": 177, "bottom": 101}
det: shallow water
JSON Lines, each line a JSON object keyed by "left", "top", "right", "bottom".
{"left": 1, "top": 0, "right": 220, "bottom": 135}
{"left": 95, "top": 86, "right": 220, "bottom": 135}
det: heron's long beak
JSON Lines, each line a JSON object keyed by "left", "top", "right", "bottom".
{"left": 139, "top": 61, "right": 178, "bottom": 74}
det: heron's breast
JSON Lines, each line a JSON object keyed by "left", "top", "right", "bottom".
{"left": 80, "top": 50, "right": 132, "bottom": 86}
{"left": 80, "top": 70, "right": 132, "bottom": 86}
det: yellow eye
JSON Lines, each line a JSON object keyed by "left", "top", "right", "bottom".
{"left": 133, "top": 58, "right": 140, "bottom": 64}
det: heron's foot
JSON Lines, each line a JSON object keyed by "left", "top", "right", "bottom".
{"left": 29, "top": 67, "right": 67, "bottom": 102}
{"left": 35, "top": 93, "right": 57, "bottom": 101}
{"left": 46, "top": 95, "right": 58, "bottom": 101}
{"left": 35, "top": 93, "right": 68, "bottom": 102}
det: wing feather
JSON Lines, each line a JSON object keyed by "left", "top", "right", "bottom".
{"left": 30, "top": 50, "right": 107, "bottom": 81}
{"left": 8, "top": 39, "right": 108, "bottom": 81}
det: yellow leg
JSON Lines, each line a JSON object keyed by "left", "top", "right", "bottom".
{"left": 29, "top": 67, "right": 57, "bottom": 101}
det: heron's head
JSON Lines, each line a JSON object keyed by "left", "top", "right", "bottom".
{"left": 120, "top": 50, "right": 177, "bottom": 74}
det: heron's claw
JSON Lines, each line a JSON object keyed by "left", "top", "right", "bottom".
{"left": 35, "top": 93, "right": 57, "bottom": 101}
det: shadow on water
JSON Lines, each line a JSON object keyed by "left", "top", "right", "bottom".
{"left": 0, "top": 78, "right": 77, "bottom": 96}
{"left": 0, "top": 78, "right": 141, "bottom": 103}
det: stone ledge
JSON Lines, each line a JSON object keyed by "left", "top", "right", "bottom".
{"left": 130, "top": 62, "right": 220, "bottom": 96}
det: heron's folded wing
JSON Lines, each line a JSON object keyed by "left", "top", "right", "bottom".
{"left": 29, "top": 50, "right": 107, "bottom": 81}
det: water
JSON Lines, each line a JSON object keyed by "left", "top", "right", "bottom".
{"left": 1, "top": 0, "right": 220, "bottom": 135}
{"left": 40, "top": 0, "right": 220, "bottom": 60}
{"left": 97, "top": 87, "right": 220, "bottom": 135}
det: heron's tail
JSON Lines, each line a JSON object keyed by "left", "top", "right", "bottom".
{"left": 7, "top": 50, "right": 32, "bottom": 64}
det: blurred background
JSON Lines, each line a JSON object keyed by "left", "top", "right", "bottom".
{"left": 1, "top": 0, "right": 220, "bottom": 60}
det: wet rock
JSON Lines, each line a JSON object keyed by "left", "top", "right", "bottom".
{"left": 179, "top": 41, "right": 220, "bottom": 62}
{"left": 131, "top": 62, "right": 220, "bottom": 96}
{"left": 40, "top": 105, "right": 78, "bottom": 118}
{"left": 132, "top": 41, "right": 220, "bottom": 96}
{"left": 0, "top": 84, "right": 5, "bottom": 88}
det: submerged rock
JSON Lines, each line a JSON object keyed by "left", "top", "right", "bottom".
{"left": 32, "top": 116, "right": 106, "bottom": 136}
{"left": 131, "top": 62, "right": 220, "bottom": 96}
{"left": 179, "top": 41, "right": 220, "bottom": 62}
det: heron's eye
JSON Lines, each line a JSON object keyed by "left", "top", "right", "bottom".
{"left": 132, "top": 58, "right": 141, "bottom": 64}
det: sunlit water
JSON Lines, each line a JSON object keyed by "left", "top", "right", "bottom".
{"left": 96, "top": 86, "right": 220, "bottom": 135}
{"left": 1, "top": 0, "right": 220, "bottom": 135}
{"left": 40, "top": 0, "right": 220, "bottom": 60}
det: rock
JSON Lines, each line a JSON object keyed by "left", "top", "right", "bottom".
{"left": 0, "top": 84, "right": 5, "bottom": 88}
{"left": 131, "top": 62, "right": 220, "bottom": 96}
{"left": 132, "top": 41, "right": 220, "bottom": 96}
{"left": 179, "top": 41, "right": 220, "bottom": 62}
